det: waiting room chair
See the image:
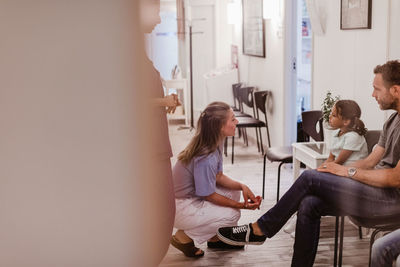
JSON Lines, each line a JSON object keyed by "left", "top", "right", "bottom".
{"left": 230, "top": 87, "right": 267, "bottom": 164}
{"left": 224, "top": 83, "right": 252, "bottom": 156}
{"left": 231, "top": 83, "right": 251, "bottom": 117}
{"left": 263, "top": 110, "right": 323, "bottom": 201}
{"left": 301, "top": 110, "right": 324, "bottom": 141}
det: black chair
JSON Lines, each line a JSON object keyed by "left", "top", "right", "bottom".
{"left": 301, "top": 110, "right": 324, "bottom": 141}
{"left": 224, "top": 83, "right": 252, "bottom": 157}
{"left": 231, "top": 83, "right": 251, "bottom": 117}
{"left": 263, "top": 110, "right": 323, "bottom": 201}
{"left": 230, "top": 87, "right": 268, "bottom": 164}
{"left": 334, "top": 130, "right": 388, "bottom": 267}
{"left": 231, "top": 82, "right": 241, "bottom": 111}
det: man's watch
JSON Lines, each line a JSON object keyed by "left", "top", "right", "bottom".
{"left": 347, "top": 167, "right": 357, "bottom": 178}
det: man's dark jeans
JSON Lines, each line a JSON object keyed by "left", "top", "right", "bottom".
{"left": 256, "top": 169, "right": 400, "bottom": 267}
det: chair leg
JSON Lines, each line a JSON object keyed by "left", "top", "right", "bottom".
{"left": 277, "top": 162, "right": 284, "bottom": 203}
{"left": 255, "top": 128, "right": 260, "bottom": 152}
{"left": 358, "top": 226, "right": 363, "bottom": 239}
{"left": 244, "top": 128, "right": 248, "bottom": 146}
{"left": 338, "top": 216, "right": 345, "bottom": 267}
{"left": 262, "top": 155, "right": 266, "bottom": 199}
{"left": 258, "top": 127, "right": 264, "bottom": 155}
{"left": 334, "top": 216, "right": 339, "bottom": 267}
{"left": 231, "top": 136, "right": 235, "bottom": 164}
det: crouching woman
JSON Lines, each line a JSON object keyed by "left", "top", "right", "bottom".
{"left": 171, "top": 101, "right": 261, "bottom": 258}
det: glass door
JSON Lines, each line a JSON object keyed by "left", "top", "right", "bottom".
{"left": 295, "top": 0, "right": 312, "bottom": 140}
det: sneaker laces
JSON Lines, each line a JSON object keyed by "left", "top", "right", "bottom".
{"left": 232, "top": 225, "right": 249, "bottom": 234}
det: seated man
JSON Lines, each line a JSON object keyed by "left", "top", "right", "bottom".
{"left": 217, "top": 60, "right": 400, "bottom": 267}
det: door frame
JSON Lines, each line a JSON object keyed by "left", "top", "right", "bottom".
{"left": 283, "top": 0, "right": 314, "bottom": 145}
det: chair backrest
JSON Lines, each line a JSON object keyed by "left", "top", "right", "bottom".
{"left": 232, "top": 83, "right": 242, "bottom": 109}
{"left": 301, "top": 110, "right": 324, "bottom": 142}
{"left": 238, "top": 86, "right": 255, "bottom": 108}
{"left": 253, "top": 90, "right": 269, "bottom": 115}
{"left": 254, "top": 90, "right": 271, "bottom": 147}
{"left": 365, "top": 130, "right": 381, "bottom": 154}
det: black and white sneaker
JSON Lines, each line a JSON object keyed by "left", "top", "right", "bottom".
{"left": 217, "top": 224, "right": 266, "bottom": 246}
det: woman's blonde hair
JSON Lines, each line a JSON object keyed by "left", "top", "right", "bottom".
{"left": 178, "top": 101, "right": 231, "bottom": 164}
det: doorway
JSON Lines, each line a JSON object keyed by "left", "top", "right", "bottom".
{"left": 295, "top": 0, "right": 312, "bottom": 122}
{"left": 285, "top": 0, "right": 313, "bottom": 144}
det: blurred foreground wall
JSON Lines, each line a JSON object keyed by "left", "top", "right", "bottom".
{"left": 0, "top": 1, "right": 169, "bottom": 266}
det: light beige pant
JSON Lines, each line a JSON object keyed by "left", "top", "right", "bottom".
{"left": 174, "top": 187, "right": 241, "bottom": 244}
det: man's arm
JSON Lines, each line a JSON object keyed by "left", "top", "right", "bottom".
{"left": 318, "top": 162, "right": 400, "bottom": 188}
{"left": 317, "top": 145, "right": 400, "bottom": 188}
{"left": 350, "top": 163, "right": 400, "bottom": 188}
{"left": 351, "top": 145, "right": 385, "bottom": 169}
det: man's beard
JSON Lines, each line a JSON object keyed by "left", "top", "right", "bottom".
{"left": 380, "top": 99, "right": 398, "bottom": 110}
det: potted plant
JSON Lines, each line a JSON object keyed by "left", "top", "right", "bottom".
{"left": 321, "top": 91, "right": 340, "bottom": 147}
{"left": 321, "top": 91, "right": 340, "bottom": 124}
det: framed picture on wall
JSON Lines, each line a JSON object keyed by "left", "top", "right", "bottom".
{"left": 340, "top": 0, "right": 372, "bottom": 30}
{"left": 242, "top": 0, "right": 265, "bottom": 57}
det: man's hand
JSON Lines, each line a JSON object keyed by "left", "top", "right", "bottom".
{"left": 317, "top": 162, "right": 348, "bottom": 177}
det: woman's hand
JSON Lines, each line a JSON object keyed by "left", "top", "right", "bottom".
{"left": 240, "top": 184, "right": 261, "bottom": 209}
{"left": 241, "top": 195, "right": 262, "bottom": 210}
{"left": 241, "top": 201, "right": 260, "bottom": 210}
{"left": 164, "top": 94, "right": 181, "bottom": 113}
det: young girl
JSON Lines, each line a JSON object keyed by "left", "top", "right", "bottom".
{"left": 285, "top": 99, "right": 368, "bottom": 238}
{"left": 322, "top": 99, "right": 368, "bottom": 166}
{"left": 171, "top": 101, "right": 261, "bottom": 258}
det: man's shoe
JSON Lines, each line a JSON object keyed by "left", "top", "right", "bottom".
{"left": 217, "top": 224, "right": 266, "bottom": 246}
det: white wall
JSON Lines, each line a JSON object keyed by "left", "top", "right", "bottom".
{"left": 232, "top": 2, "right": 286, "bottom": 147}
{"left": 388, "top": 0, "right": 400, "bottom": 60}
{"left": 312, "top": 0, "right": 400, "bottom": 130}
{"left": 202, "top": 0, "right": 400, "bottom": 146}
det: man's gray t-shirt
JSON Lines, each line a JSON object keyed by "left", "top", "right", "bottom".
{"left": 173, "top": 147, "right": 223, "bottom": 198}
{"left": 376, "top": 112, "right": 400, "bottom": 169}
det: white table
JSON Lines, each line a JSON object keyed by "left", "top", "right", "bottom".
{"left": 292, "top": 142, "right": 329, "bottom": 180}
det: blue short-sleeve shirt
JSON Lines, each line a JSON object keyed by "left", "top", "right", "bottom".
{"left": 172, "top": 147, "right": 223, "bottom": 198}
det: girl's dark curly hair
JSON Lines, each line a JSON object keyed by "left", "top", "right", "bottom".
{"left": 335, "top": 100, "right": 367, "bottom": 136}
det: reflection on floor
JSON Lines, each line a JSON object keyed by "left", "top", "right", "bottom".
{"left": 161, "top": 124, "right": 369, "bottom": 267}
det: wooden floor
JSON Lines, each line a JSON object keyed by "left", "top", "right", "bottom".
{"left": 161, "top": 124, "right": 371, "bottom": 266}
